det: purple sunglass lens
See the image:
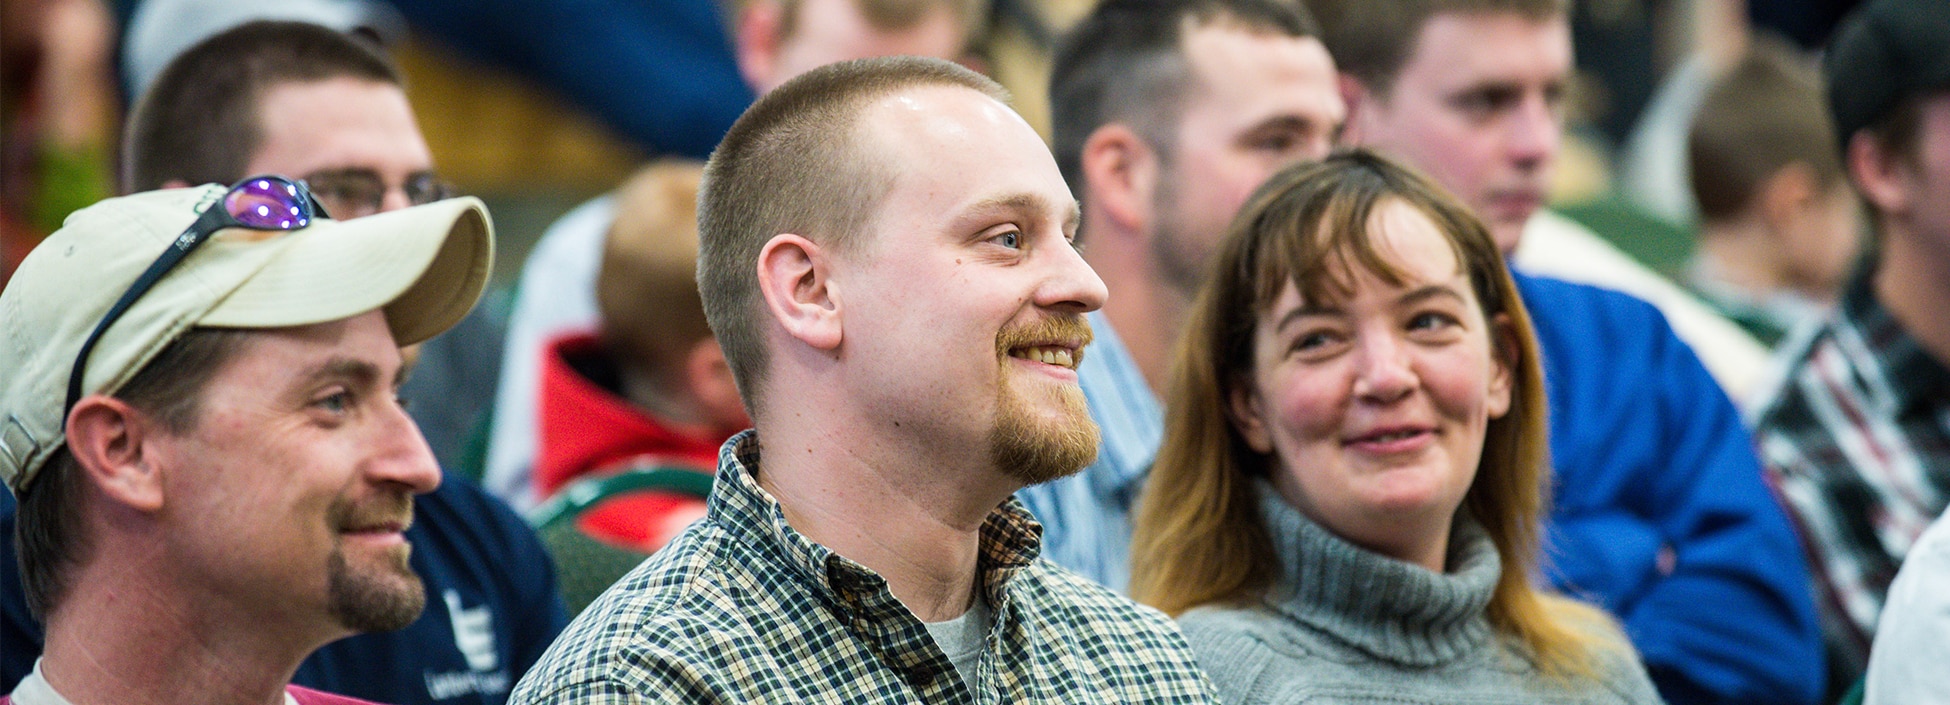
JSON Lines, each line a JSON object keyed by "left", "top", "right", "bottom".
{"left": 224, "top": 177, "right": 311, "bottom": 230}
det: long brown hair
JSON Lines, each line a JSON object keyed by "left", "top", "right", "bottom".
{"left": 1129, "top": 149, "right": 1620, "bottom": 676}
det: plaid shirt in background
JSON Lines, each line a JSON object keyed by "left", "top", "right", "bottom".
{"left": 509, "top": 430, "right": 1219, "bottom": 704}
{"left": 1751, "top": 270, "right": 1950, "bottom": 679}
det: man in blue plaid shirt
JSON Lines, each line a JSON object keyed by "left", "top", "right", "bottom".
{"left": 509, "top": 55, "right": 1219, "bottom": 704}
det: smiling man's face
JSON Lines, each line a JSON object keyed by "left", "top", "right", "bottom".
{"left": 833, "top": 84, "right": 1109, "bottom": 485}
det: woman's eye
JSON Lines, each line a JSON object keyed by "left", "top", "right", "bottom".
{"left": 1408, "top": 312, "right": 1459, "bottom": 332}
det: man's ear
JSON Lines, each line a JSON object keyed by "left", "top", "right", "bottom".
{"left": 1080, "top": 123, "right": 1160, "bottom": 236}
{"left": 1226, "top": 382, "right": 1273, "bottom": 455}
{"left": 1848, "top": 131, "right": 1912, "bottom": 217}
{"left": 64, "top": 397, "right": 167, "bottom": 512}
{"left": 1336, "top": 74, "right": 1375, "bottom": 146}
{"left": 1759, "top": 162, "right": 1819, "bottom": 231}
{"left": 756, "top": 233, "right": 843, "bottom": 352}
{"left": 734, "top": 0, "right": 785, "bottom": 92}
{"left": 1485, "top": 313, "right": 1517, "bottom": 420}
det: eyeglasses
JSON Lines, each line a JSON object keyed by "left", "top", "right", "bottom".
{"left": 65, "top": 176, "right": 325, "bottom": 415}
{"left": 301, "top": 169, "right": 454, "bottom": 220}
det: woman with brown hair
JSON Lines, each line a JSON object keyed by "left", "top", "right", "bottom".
{"left": 1129, "top": 151, "right": 1660, "bottom": 704}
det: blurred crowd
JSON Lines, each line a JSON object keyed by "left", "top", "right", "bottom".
{"left": 4, "top": 0, "right": 1949, "bottom": 703}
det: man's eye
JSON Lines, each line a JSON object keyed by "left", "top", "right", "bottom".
{"left": 316, "top": 390, "right": 353, "bottom": 413}
{"left": 992, "top": 230, "right": 1022, "bottom": 249}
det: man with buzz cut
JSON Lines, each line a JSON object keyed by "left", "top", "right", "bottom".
{"left": 0, "top": 179, "right": 492, "bottom": 705}
{"left": 508, "top": 55, "right": 1218, "bottom": 704}
{"left": 1022, "top": 0, "right": 1345, "bottom": 591}
{"left": 1310, "top": 0, "right": 1824, "bottom": 702}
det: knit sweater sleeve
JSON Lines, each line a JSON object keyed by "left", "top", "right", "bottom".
{"left": 1177, "top": 607, "right": 1278, "bottom": 705}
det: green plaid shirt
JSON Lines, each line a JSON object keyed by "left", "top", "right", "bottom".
{"left": 509, "top": 430, "right": 1219, "bottom": 704}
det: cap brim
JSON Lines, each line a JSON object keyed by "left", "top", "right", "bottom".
{"left": 199, "top": 196, "right": 494, "bottom": 345}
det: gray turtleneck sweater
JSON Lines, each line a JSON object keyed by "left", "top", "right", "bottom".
{"left": 1177, "top": 488, "right": 1663, "bottom": 704}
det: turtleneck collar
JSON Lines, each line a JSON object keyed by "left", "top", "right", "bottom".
{"left": 1256, "top": 481, "right": 1500, "bottom": 667}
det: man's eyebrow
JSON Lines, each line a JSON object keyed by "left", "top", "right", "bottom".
{"left": 962, "top": 192, "right": 1069, "bottom": 225}
{"left": 298, "top": 356, "right": 385, "bottom": 390}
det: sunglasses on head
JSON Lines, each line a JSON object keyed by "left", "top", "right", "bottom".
{"left": 64, "top": 176, "right": 327, "bottom": 416}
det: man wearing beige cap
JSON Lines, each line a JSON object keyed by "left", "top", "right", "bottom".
{"left": 0, "top": 177, "right": 492, "bottom": 705}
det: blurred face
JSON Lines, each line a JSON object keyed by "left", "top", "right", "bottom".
{"left": 155, "top": 311, "right": 440, "bottom": 635}
{"left": 1780, "top": 181, "right": 1862, "bottom": 297}
{"left": 247, "top": 77, "right": 440, "bottom": 219}
{"left": 1349, "top": 12, "right": 1571, "bottom": 253}
{"left": 838, "top": 85, "right": 1108, "bottom": 485}
{"left": 1895, "top": 97, "right": 1950, "bottom": 260}
{"left": 1153, "top": 26, "right": 1344, "bottom": 295}
{"left": 751, "top": 0, "right": 965, "bottom": 93}
{"left": 1230, "top": 200, "right": 1512, "bottom": 566}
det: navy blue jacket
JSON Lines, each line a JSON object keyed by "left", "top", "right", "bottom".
{"left": 1516, "top": 271, "right": 1823, "bottom": 704}
{"left": 2, "top": 476, "right": 567, "bottom": 705}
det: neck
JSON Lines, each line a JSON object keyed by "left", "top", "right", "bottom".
{"left": 750, "top": 401, "right": 1009, "bottom": 621}
{"left": 1084, "top": 225, "right": 1192, "bottom": 398}
{"left": 1875, "top": 223, "right": 1950, "bottom": 367}
{"left": 39, "top": 547, "right": 327, "bottom": 705}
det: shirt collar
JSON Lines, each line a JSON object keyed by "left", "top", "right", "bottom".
{"left": 707, "top": 430, "right": 1046, "bottom": 612}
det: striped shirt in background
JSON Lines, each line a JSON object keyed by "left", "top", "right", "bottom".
{"left": 1752, "top": 269, "right": 1950, "bottom": 681}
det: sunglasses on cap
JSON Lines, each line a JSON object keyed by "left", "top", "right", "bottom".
{"left": 64, "top": 175, "right": 328, "bottom": 416}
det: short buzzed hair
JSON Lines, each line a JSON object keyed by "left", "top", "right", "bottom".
{"left": 122, "top": 20, "right": 400, "bottom": 193}
{"left": 1306, "top": 0, "right": 1565, "bottom": 97}
{"left": 1049, "top": 0, "right": 1318, "bottom": 199}
{"left": 697, "top": 56, "right": 1007, "bottom": 412}
{"left": 1689, "top": 33, "right": 1842, "bottom": 222}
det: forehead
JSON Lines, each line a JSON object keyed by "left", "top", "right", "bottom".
{"left": 858, "top": 85, "right": 1074, "bottom": 226}
{"left": 1177, "top": 23, "right": 1342, "bottom": 118}
{"left": 1397, "top": 11, "right": 1571, "bottom": 92}
{"left": 1289, "top": 199, "right": 1467, "bottom": 307}
{"left": 249, "top": 77, "right": 432, "bottom": 177}
{"left": 786, "top": 0, "right": 967, "bottom": 61}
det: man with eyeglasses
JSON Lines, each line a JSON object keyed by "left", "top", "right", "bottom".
{"left": 0, "top": 179, "right": 491, "bottom": 705}
{"left": 0, "top": 20, "right": 568, "bottom": 705}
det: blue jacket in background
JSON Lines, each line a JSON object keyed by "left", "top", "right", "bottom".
{"left": 1515, "top": 270, "right": 1823, "bottom": 705}
{"left": 1, "top": 476, "right": 568, "bottom": 705}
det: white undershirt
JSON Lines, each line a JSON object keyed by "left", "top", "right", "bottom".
{"left": 922, "top": 595, "right": 992, "bottom": 694}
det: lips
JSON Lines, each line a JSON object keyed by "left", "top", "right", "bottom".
{"left": 996, "top": 314, "right": 1093, "bottom": 371}
{"left": 1343, "top": 425, "right": 1435, "bottom": 453}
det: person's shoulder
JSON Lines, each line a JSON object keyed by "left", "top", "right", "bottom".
{"left": 1514, "top": 271, "right": 1672, "bottom": 339}
{"left": 1011, "top": 561, "right": 1217, "bottom": 700}
{"left": 1017, "top": 559, "right": 1176, "bottom": 634}
{"left": 512, "top": 519, "right": 756, "bottom": 695}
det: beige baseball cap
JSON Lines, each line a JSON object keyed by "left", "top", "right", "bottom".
{"left": 0, "top": 183, "right": 494, "bottom": 494}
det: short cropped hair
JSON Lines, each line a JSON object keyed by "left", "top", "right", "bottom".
{"left": 1690, "top": 34, "right": 1842, "bottom": 223}
{"left": 16, "top": 328, "right": 252, "bottom": 620}
{"left": 122, "top": 20, "right": 400, "bottom": 194}
{"left": 1306, "top": 0, "right": 1566, "bottom": 97}
{"left": 1049, "top": 0, "right": 1318, "bottom": 198}
{"left": 599, "top": 160, "right": 713, "bottom": 380}
{"left": 697, "top": 56, "right": 1006, "bottom": 413}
